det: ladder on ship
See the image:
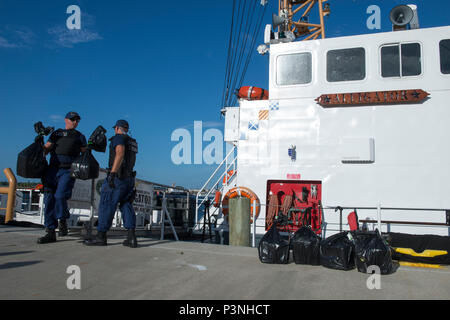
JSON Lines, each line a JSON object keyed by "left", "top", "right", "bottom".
{"left": 194, "top": 145, "right": 237, "bottom": 240}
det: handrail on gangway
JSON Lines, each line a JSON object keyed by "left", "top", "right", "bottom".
{"left": 0, "top": 168, "right": 17, "bottom": 224}
{"left": 195, "top": 145, "right": 236, "bottom": 227}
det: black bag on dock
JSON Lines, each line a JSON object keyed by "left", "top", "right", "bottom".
{"left": 258, "top": 224, "right": 290, "bottom": 264}
{"left": 16, "top": 136, "right": 48, "bottom": 179}
{"left": 292, "top": 226, "right": 321, "bottom": 265}
{"left": 70, "top": 150, "right": 99, "bottom": 180}
{"left": 352, "top": 230, "right": 393, "bottom": 274}
{"left": 320, "top": 232, "right": 355, "bottom": 271}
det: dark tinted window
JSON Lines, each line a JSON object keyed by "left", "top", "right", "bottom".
{"left": 277, "top": 53, "right": 312, "bottom": 85}
{"left": 440, "top": 39, "right": 450, "bottom": 74}
{"left": 401, "top": 43, "right": 421, "bottom": 76}
{"left": 381, "top": 43, "right": 421, "bottom": 77}
{"left": 327, "top": 48, "right": 366, "bottom": 82}
{"left": 381, "top": 45, "right": 400, "bottom": 77}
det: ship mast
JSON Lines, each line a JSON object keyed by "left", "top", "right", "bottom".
{"left": 277, "top": 0, "right": 330, "bottom": 41}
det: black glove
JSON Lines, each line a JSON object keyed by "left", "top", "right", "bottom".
{"left": 108, "top": 172, "right": 117, "bottom": 189}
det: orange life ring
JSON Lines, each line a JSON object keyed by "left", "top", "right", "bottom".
{"left": 221, "top": 186, "right": 260, "bottom": 223}
{"left": 237, "top": 86, "right": 269, "bottom": 101}
{"left": 223, "top": 170, "right": 235, "bottom": 185}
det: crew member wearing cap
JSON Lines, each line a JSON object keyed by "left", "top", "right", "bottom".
{"left": 37, "top": 112, "right": 87, "bottom": 244}
{"left": 85, "top": 120, "right": 139, "bottom": 248}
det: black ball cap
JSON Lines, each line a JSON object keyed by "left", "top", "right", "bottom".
{"left": 65, "top": 111, "right": 81, "bottom": 121}
{"left": 113, "top": 120, "right": 129, "bottom": 130}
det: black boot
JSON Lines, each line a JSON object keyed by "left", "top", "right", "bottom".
{"left": 37, "top": 229, "right": 57, "bottom": 244}
{"left": 123, "top": 229, "right": 138, "bottom": 248}
{"left": 58, "top": 220, "right": 68, "bottom": 237}
{"left": 84, "top": 231, "right": 107, "bottom": 246}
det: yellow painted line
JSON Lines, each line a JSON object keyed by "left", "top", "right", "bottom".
{"left": 395, "top": 248, "right": 448, "bottom": 258}
{"left": 399, "top": 262, "right": 444, "bottom": 269}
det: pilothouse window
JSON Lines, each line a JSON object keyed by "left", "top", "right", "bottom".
{"left": 276, "top": 52, "right": 312, "bottom": 86}
{"left": 326, "top": 48, "right": 366, "bottom": 82}
{"left": 381, "top": 43, "right": 422, "bottom": 78}
{"left": 440, "top": 39, "right": 450, "bottom": 74}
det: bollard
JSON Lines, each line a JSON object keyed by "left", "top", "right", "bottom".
{"left": 0, "top": 168, "right": 17, "bottom": 224}
{"left": 229, "top": 197, "right": 251, "bottom": 247}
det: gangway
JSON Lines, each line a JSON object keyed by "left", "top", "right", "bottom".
{"left": 194, "top": 145, "right": 237, "bottom": 237}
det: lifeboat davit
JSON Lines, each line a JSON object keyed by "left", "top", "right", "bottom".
{"left": 237, "top": 86, "right": 269, "bottom": 101}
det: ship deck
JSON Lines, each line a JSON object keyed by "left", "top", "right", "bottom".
{"left": 0, "top": 224, "right": 449, "bottom": 300}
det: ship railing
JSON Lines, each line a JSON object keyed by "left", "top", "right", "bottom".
{"left": 323, "top": 205, "right": 450, "bottom": 232}
{"left": 194, "top": 145, "right": 237, "bottom": 231}
{"left": 225, "top": 202, "right": 450, "bottom": 248}
{"left": 18, "top": 189, "right": 42, "bottom": 213}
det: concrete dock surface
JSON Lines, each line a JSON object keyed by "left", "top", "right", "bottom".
{"left": 1, "top": 225, "right": 449, "bottom": 300}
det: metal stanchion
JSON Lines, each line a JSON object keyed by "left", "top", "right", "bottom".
{"left": 160, "top": 193, "right": 179, "bottom": 241}
{"left": 252, "top": 200, "right": 256, "bottom": 248}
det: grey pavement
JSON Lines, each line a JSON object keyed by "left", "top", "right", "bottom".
{"left": 0, "top": 225, "right": 449, "bottom": 300}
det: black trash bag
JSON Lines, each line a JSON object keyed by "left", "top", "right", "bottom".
{"left": 320, "top": 231, "right": 355, "bottom": 271}
{"left": 70, "top": 150, "right": 99, "bottom": 180}
{"left": 88, "top": 125, "right": 107, "bottom": 153}
{"left": 258, "top": 224, "right": 290, "bottom": 264}
{"left": 292, "top": 226, "right": 321, "bottom": 265}
{"left": 34, "top": 121, "right": 54, "bottom": 137}
{"left": 352, "top": 230, "right": 394, "bottom": 274}
{"left": 16, "top": 136, "right": 48, "bottom": 179}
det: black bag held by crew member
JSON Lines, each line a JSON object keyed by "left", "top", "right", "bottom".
{"left": 88, "top": 125, "right": 107, "bottom": 153}
{"left": 352, "top": 230, "right": 394, "bottom": 275}
{"left": 16, "top": 122, "right": 54, "bottom": 179}
{"left": 70, "top": 149, "right": 100, "bottom": 180}
{"left": 320, "top": 231, "right": 355, "bottom": 271}
{"left": 292, "top": 226, "right": 321, "bottom": 265}
{"left": 258, "top": 224, "right": 290, "bottom": 264}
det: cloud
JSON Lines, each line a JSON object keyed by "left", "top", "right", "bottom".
{"left": 0, "top": 26, "right": 35, "bottom": 49}
{"left": 49, "top": 114, "right": 64, "bottom": 123}
{"left": 0, "top": 36, "right": 17, "bottom": 48}
{"left": 203, "top": 121, "right": 224, "bottom": 129}
{"left": 180, "top": 121, "right": 224, "bottom": 130}
{"left": 47, "top": 13, "right": 102, "bottom": 48}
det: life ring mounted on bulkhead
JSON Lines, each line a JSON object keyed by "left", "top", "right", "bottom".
{"left": 237, "top": 86, "right": 269, "bottom": 101}
{"left": 221, "top": 186, "right": 261, "bottom": 223}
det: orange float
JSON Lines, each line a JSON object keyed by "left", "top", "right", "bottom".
{"left": 221, "top": 186, "right": 260, "bottom": 223}
{"left": 222, "top": 170, "right": 235, "bottom": 185}
{"left": 213, "top": 190, "right": 222, "bottom": 208}
{"left": 237, "top": 86, "right": 269, "bottom": 101}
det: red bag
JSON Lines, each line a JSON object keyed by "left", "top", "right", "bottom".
{"left": 348, "top": 211, "right": 359, "bottom": 231}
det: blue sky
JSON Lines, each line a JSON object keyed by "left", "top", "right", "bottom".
{"left": 1, "top": 0, "right": 449, "bottom": 188}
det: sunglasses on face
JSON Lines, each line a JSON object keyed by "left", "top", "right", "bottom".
{"left": 69, "top": 118, "right": 80, "bottom": 122}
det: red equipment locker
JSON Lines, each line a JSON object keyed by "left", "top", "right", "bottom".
{"left": 266, "top": 180, "right": 323, "bottom": 235}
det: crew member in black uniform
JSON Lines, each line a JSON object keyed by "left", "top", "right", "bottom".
{"left": 85, "top": 120, "right": 138, "bottom": 248}
{"left": 38, "top": 112, "right": 87, "bottom": 244}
